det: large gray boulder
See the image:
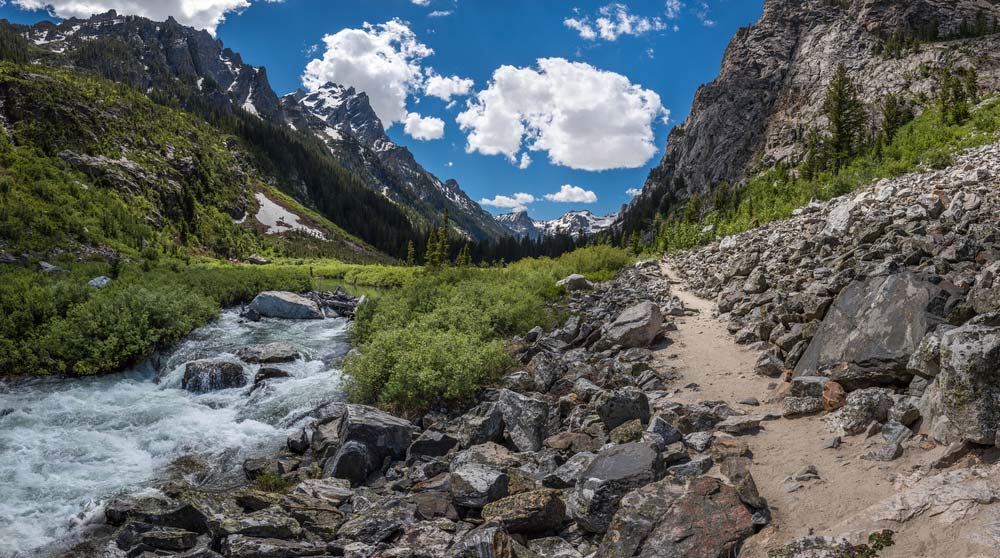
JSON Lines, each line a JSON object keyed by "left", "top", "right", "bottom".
{"left": 451, "top": 464, "right": 509, "bottom": 509}
{"left": 567, "top": 442, "right": 665, "bottom": 533}
{"left": 182, "top": 360, "right": 246, "bottom": 393}
{"left": 321, "top": 405, "right": 414, "bottom": 484}
{"left": 969, "top": 261, "right": 1000, "bottom": 314}
{"left": 236, "top": 342, "right": 300, "bottom": 364}
{"left": 249, "top": 291, "right": 323, "bottom": 320}
{"left": 594, "top": 388, "right": 650, "bottom": 431}
{"left": 556, "top": 274, "right": 594, "bottom": 291}
{"left": 599, "top": 476, "right": 755, "bottom": 558}
{"left": 794, "top": 273, "right": 962, "bottom": 390}
{"left": 603, "top": 301, "right": 664, "bottom": 348}
{"left": 931, "top": 315, "right": 1000, "bottom": 445}
{"left": 497, "top": 389, "right": 548, "bottom": 452}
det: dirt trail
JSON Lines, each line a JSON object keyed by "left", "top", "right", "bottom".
{"left": 654, "top": 262, "right": 997, "bottom": 558}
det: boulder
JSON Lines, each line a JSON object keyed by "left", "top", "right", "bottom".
{"left": 933, "top": 316, "right": 1000, "bottom": 444}
{"left": 753, "top": 352, "right": 784, "bottom": 377}
{"left": 218, "top": 507, "right": 302, "bottom": 540}
{"left": 236, "top": 342, "right": 300, "bottom": 364}
{"left": 497, "top": 389, "right": 548, "bottom": 452}
{"left": 322, "top": 405, "right": 414, "bottom": 484}
{"left": 556, "top": 274, "right": 594, "bottom": 291}
{"left": 220, "top": 535, "right": 324, "bottom": 557}
{"left": 599, "top": 476, "right": 755, "bottom": 558}
{"left": 88, "top": 276, "right": 112, "bottom": 289}
{"left": 453, "top": 402, "right": 504, "bottom": 448}
{"left": 794, "top": 273, "right": 962, "bottom": 390}
{"left": 182, "top": 360, "right": 246, "bottom": 393}
{"left": 567, "top": 442, "right": 664, "bottom": 533}
{"left": 449, "top": 522, "right": 515, "bottom": 558}
{"left": 603, "top": 301, "right": 664, "bottom": 348}
{"left": 594, "top": 387, "right": 650, "bottom": 431}
{"left": 542, "top": 451, "right": 595, "bottom": 489}
{"left": 827, "top": 388, "right": 894, "bottom": 436}
{"left": 249, "top": 291, "right": 323, "bottom": 320}
{"left": 254, "top": 367, "right": 291, "bottom": 386}
{"left": 451, "top": 464, "right": 509, "bottom": 509}
{"left": 408, "top": 430, "right": 458, "bottom": 460}
{"left": 481, "top": 489, "right": 566, "bottom": 534}
{"left": 323, "top": 440, "right": 369, "bottom": 486}
{"left": 969, "top": 262, "right": 1000, "bottom": 314}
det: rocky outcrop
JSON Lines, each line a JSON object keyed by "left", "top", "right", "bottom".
{"left": 622, "top": 0, "right": 1000, "bottom": 231}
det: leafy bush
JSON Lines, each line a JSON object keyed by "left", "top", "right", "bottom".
{"left": 344, "top": 246, "right": 631, "bottom": 413}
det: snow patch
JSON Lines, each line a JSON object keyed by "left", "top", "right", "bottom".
{"left": 254, "top": 193, "right": 325, "bottom": 239}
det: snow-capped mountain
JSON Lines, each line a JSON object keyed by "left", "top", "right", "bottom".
{"left": 280, "top": 83, "right": 510, "bottom": 241}
{"left": 496, "top": 210, "right": 617, "bottom": 239}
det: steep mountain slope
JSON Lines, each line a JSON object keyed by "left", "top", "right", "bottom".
{"left": 12, "top": 11, "right": 510, "bottom": 244}
{"left": 621, "top": 0, "right": 1000, "bottom": 232}
{"left": 496, "top": 210, "right": 617, "bottom": 239}
{"left": 0, "top": 61, "right": 386, "bottom": 262}
{"left": 281, "top": 83, "right": 510, "bottom": 240}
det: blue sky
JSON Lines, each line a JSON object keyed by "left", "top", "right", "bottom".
{"left": 0, "top": 0, "right": 764, "bottom": 219}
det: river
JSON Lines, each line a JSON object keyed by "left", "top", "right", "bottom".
{"left": 0, "top": 310, "right": 351, "bottom": 556}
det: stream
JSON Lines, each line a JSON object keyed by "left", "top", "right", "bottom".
{"left": 0, "top": 310, "right": 351, "bottom": 556}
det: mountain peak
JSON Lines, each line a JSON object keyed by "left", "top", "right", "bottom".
{"left": 496, "top": 209, "right": 615, "bottom": 239}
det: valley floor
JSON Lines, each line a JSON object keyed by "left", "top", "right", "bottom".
{"left": 656, "top": 263, "right": 1000, "bottom": 557}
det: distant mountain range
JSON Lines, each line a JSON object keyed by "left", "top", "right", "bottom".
{"left": 495, "top": 210, "right": 616, "bottom": 240}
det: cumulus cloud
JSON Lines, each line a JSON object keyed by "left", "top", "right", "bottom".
{"left": 429, "top": 10, "right": 452, "bottom": 17}
{"left": 411, "top": 0, "right": 430, "bottom": 5}
{"left": 665, "top": 0, "right": 683, "bottom": 19}
{"left": 424, "top": 73, "right": 474, "bottom": 101}
{"left": 5, "top": 0, "right": 282, "bottom": 35}
{"left": 479, "top": 193, "right": 536, "bottom": 212}
{"left": 403, "top": 112, "right": 445, "bottom": 140}
{"left": 303, "top": 19, "right": 432, "bottom": 127}
{"left": 457, "top": 57, "right": 666, "bottom": 171}
{"left": 626, "top": 188, "right": 642, "bottom": 196}
{"left": 518, "top": 153, "right": 532, "bottom": 170}
{"left": 563, "top": 3, "right": 665, "bottom": 41}
{"left": 545, "top": 185, "right": 598, "bottom": 203}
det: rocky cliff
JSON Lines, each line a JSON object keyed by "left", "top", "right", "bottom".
{"left": 622, "top": 0, "right": 1000, "bottom": 230}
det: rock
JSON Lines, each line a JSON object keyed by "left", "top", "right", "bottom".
{"left": 243, "top": 458, "right": 281, "bottom": 481}
{"left": 528, "top": 537, "right": 582, "bottom": 558}
{"left": 451, "top": 464, "right": 509, "bottom": 509}
{"left": 408, "top": 430, "right": 458, "bottom": 460}
{"left": 323, "top": 440, "right": 369, "bottom": 486}
{"left": 449, "top": 522, "right": 515, "bottom": 558}
{"left": 684, "top": 431, "right": 714, "bottom": 452}
{"left": 139, "top": 528, "right": 199, "bottom": 551}
{"left": 821, "top": 436, "right": 841, "bottom": 449}
{"left": 497, "top": 389, "right": 548, "bottom": 452}
{"left": 862, "top": 421, "right": 911, "bottom": 461}
{"left": 753, "top": 352, "right": 785, "bottom": 377}
{"left": 567, "top": 442, "right": 665, "bottom": 533}
{"left": 104, "top": 491, "right": 209, "bottom": 534}
{"left": 336, "top": 495, "right": 416, "bottom": 544}
{"left": 481, "top": 489, "right": 566, "bottom": 534}
{"left": 454, "top": 402, "right": 504, "bottom": 448}
{"left": 599, "top": 476, "right": 755, "bottom": 558}
{"left": 889, "top": 396, "right": 920, "bottom": 426}
{"left": 969, "top": 261, "right": 1000, "bottom": 314}
{"left": 794, "top": 464, "right": 819, "bottom": 481}
{"left": 218, "top": 507, "right": 302, "bottom": 540}
{"left": 255, "top": 367, "right": 291, "bottom": 386}
{"left": 37, "top": 261, "right": 67, "bottom": 274}
{"left": 236, "top": 342, "right": 300, "bottom": 364}
{"left": 542, "top": 451, "right": 595, "bottom": 489}
{"left": 710, "top": 435, "right": 751, "bottom": 461}
{"left": 450, "top": 442, "right": 521, "bottom": 472}
{"left": 828, "top": 388, "right": 894, "bottom": 436}
{"left": 783, "top": 396, "right": 824, "bottom": 418}
{"left": 337, "top": 404, "right": 414, "bottom": 471}
{"left": 667, "top": 455, "right": 713, "bottom": 480}
{"left": 932, "top": 317, "right": 1000, "bottom": 444}
{"left": 556, "top": 274, "right": 593, "bottom": 291}
{"left": 602, "top": 301, "right": 664, "bottom": 348}
{"left": 594, "top": 387, "right": 650, "bottom": 431}
{"left": 246, "top": 254, "right": 270, "bottom": 265}
{"left": 182, "top": 360, "right": 247, "bottom": 393}
{"left": 646, "top": 415, "right": 682, "bottom": 447}
{"left": 248, "top": 291, "right": 323, "bottom": 320}
{"left": 821, "top": 381, "right": 847, "bottom": 412}
{"left": 220, "top": 535, "right": 324, "bottom": 558}
{"left": 794, "top": 273, "right": 961, "bottom": 390}
{"left": 715, "top": 414, "right": 763, "bottom": 435}
{"left": 789, "top": 376, "right": 828, "bottom": 398}
{"left": 608, "top": 419, "right": 644, "bottom": 444}
{"left": 720, "top": 457, "right": 767, "bottom": 510}
{"left": 907, "top": 327, "right": 953, "bottom": 379}
{"left": 88, "top": 275, "right": 112, "bottom": 289}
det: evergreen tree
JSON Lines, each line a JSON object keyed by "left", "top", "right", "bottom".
{"left": 877, "top": 93, "right": 912, "bottom": 145}
{"left": 0, "top": 22, "right": 29, "bottom": 64}
{"left": 822, "top": 64, "right": 867, "bottom": 171}
{"left": 457, "top": 243, "right": 472, "bottom": 267}
{"left": 425, "top": 226, "right": 441, "bottom": 269}
{"left": 405, "top": 240, "right": 416, "bottom": 266}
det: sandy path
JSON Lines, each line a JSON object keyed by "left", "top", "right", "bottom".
{"left": 653, "top": 262, "right": 993, "bottom": 558}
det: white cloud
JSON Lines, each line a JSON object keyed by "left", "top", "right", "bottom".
{"left": 411, "top": 0, "right": 430, "bottom": 5}
{"left": 480, "top": 193, "right": 536, "bottom": 212}
{"left": 564, "top": 3, "right": 665, "bottom": 42}
{"left": 403, "top": 112, "right": 445, "bottom": 140}
{"left": 303, "top": 19, "right": 432, "bottom": 127}
{"left": 665, "top": 0, "right": 683, "bottom": 19}
{"left": 457, "top": 57, "right": 666, "bottom": 171}
{"left": 696, "top": 2, "right": 715, "bottom": 26}
{"left": 627, "top": 188, "right": 642, "bottom": 196}
{"left": 424, "top": 73, "right": 474, "bottom": 101}
{"left": 518, "top": 153, "right": 532, "bottom": 170}
{"left": 445, "top": 100, "right": 457, "bottom": 110}
{"left": 545, "top": 185, "right": 598, "bottom": 203}
{"left": 446, "top": 161, "right": 454, "bottom": 167}
{"left": 429, "top": 10, "right": 452, "bottom": 17}
{"left": 5, "top": 0, "right": 282, "bottom": 36}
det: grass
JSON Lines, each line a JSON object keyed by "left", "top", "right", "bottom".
{"left": 343, "top": 245, "right": 633, "bottom": 414}
{"left": 0, "top": 258, "right": 311, "bottom": 376}
{"left": 656, "top": 97, "right": 1000, "bottom": 252}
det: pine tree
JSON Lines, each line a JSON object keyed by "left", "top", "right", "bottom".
{"left": 425, "top": 226, "right": 441, "bottom": 269}
{"left": 877, "top": 93, "right": 912, "bottom": 145}
{"left": 405, "top": 240, "right": 416, "bottom": 266}
{"left": 822, "top": 63, "right": 867, "bottom": 171}
{"left": 457, "top": 243, "right": 472, "bottom": 267}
